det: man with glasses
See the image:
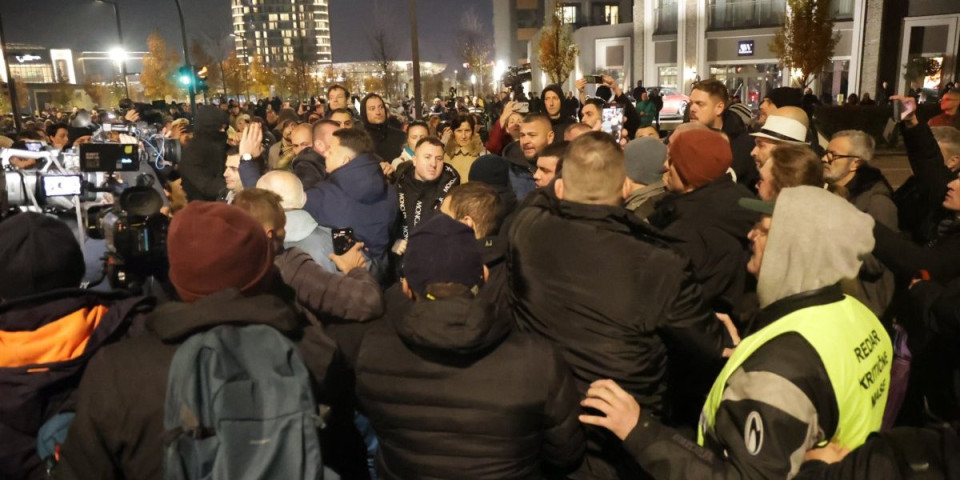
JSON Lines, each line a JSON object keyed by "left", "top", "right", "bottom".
{"left": 822, "top": 130, "right": 898, "bottom": 317}
{"left": 929, "top": 88, "right": 960, "bottom": 128}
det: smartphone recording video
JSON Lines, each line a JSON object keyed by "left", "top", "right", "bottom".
{"left": 602, "top": 106, "right": 625, "bottom": 143}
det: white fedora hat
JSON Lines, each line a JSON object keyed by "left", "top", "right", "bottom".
{"left": 750, "top": 115, "right": 808, "bottom": 144}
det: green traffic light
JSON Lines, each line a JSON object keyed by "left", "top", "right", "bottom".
{"left": 179, "top": 75, "right": 192, "bottom": 86}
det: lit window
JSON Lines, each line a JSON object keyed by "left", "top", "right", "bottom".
{"left": 557, "top": 5, "right": 577, "bottom": 24}
{"left": 605, "top": 5, "right": 619, "bottom": 24}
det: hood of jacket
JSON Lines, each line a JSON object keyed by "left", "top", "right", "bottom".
{"left": 194, "top": 105, "right": 229, "bottom": 134}
{"left": 330, "top": 153, "right": 391, "bottom": 204}
{"left": 291, "top": 148, "right": 328, "bottom": 189}
{"left": 843, "top": 165, "right": 893, "bottom": 201}
{"left": 758, "top": 186, "right": 875, "bottom": 308}
{"left": 284, "top": 209, "right": 320, "bottom": 243}
{"left": 650, "top": 176, "right": 759, "bottom": 239}
{"left": 396, "top": 292, "right": 511, "bottom": 356}
{"left": 719, "top": 108, "right": 747, "bottom": 140}
{"left": 147, "top": 289, "right": 299, "bottom": 343}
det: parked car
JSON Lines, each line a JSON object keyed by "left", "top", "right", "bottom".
{"left": 649, "top": 86, "right": 689, "bottom": 121}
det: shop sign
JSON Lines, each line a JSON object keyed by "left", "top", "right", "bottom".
{"left": 738, "top": 40, "right": 754, "bottom": 57}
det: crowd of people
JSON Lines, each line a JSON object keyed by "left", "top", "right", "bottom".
{"left": 2, "top": 73, "right": 960, "bottom": 480}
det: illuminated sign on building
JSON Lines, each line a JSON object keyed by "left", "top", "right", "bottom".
{"left": 738, "top": 40, "right": 755, "bottom": 57}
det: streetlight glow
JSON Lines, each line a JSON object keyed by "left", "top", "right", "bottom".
{"left": 108, "top": 47, "right": 127, "bottom": 63}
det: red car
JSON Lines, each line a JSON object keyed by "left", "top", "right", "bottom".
{"left": 649, "top": 86, "right": 689, "bottom": 120}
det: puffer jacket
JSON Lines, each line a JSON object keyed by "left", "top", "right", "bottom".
{"left": 0, "top": 290, "right": 152, "bottom": 480}
{"left": 355, "top": 287, "right": 585, "bottom": 480}
{"left": 304, "top": 153, "right": 399, "bottom": 258}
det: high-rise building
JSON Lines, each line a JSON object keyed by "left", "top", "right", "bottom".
{"left": 231, "top": 0, "right": 332, "bottom": 69}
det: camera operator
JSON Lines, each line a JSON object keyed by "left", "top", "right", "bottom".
{"left": 0, "top": 212, "right": 154, "bottom": 480}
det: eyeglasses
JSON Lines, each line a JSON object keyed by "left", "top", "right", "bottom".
{"left": 823, "top": 151, "right": 860, "bottom": 164}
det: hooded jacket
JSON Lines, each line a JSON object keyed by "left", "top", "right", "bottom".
{"left": 649, "top": 176, "right": 760, "bottom": 311}
{"left": 837, "top": 165, "right": 898, "bottom": 318}
{"left": 0, "top": 290, "right": 151, "bottom": 480}
{"left": 621, "top": 186, "right": 890, "bottom": 480}
{"left": 360, "top": 96, "right": 406, "bottom": 162}
{"left": 290, "top": 148, "right": 328, "bottom": 190}
{"left": 509, "top": 189, "right": 727, "bottom": 479}
{"left": 355, "top": 290, "right": 585, "bottom": 480}
{"left": 501, "top": 141, "right": 537, "bottom": 201}
{"left": 541, "top": 84, "right": 576, "bottom": 140}
{"left": 56, "top": 289, "right": 346, "bottom": 480}
{"left": 393, "top": 161, "right": 460, "bottom": 240}
{"left": 304, "top": 153, "right": 399, "bottom": 258}
{"left": 179, "top": 106, "right": 228, "bottom": 202}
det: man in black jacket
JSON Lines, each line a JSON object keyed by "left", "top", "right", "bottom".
{"left": 509, "top": 131, "right": 729, "bottom": 479}
{"left": 356, "top": 214, "right": 585, "bottom": 479}
{"left": 649, "top": 128, "right": 759, "bottom": 312}
{"left": 56, "top": 202, "right": 352, "bottom": 480}
{"left": 688, "top": 79, "right": 759, "bottom": 192}
{"left": 0, "top": 213, "right": 152, "bottom": 480}
{"left": 393, "top": 136, "right": 460, "bottom": 249}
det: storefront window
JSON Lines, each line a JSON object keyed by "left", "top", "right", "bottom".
{"left": 818, "top": 59, "right": 849, "bottom": 105}
{"left": 655, "top": 0, "right": 678, "bottom": 34}
{"left": 709, "top": 63, "right": 782, "bottom": 109}
{"left": 658, "top": 66, "right": 678, "bottom": 89}
{"left": 708, "top": 0, "right": 786, "bottom": 30}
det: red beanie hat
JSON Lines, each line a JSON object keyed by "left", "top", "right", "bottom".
{"left": 167, "top": 202, "right": 274, "bottom": 303}
{"left": 668, "top": 129, "right": 732, "bottom": 189}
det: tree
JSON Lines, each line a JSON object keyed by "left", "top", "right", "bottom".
{"left": 458, "top": 10, "right": 493, "bottom": 95}
{"left": 368, "top": 3, "right": 397, "bottom": 100}
{"left": 191, "top": 39, "right": 222, "bottom": 97}
{"left": 538, "top": 13, "right": 579, "bottom": 85}
{"left": 51, "top": 77, "right": 75, "bottom": 108}
{"left": 249, "top": 57, "right": 276, "bottom": 98}
{"left": 771, "top": 0, "right": 840, "bottom": 88}
{"left": 221, "top": 51, "right": 247, "bottom": 98}
{"left": 141, "top": 30, "right": 181, "bottom": 100}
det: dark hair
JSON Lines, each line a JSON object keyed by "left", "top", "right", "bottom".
{"left": 327, "top": 84, "right": 349, "bottom": 98}
{"left": 332, "top": 128, "right": 374, "bottom": 155}
{"left": 226, "top": 146, "right": 240, "bottom": 156}
{"left": 446, "top": 182, "right": 502, "bottom": 238}
{"left": 582, "top": 98, "right": 605, "bottom": 115}
{"left": 415, "top": 136, "right": 445, "bottom": 151}
{"left": 540, "top": 140, "right": 569, "bottom": 159}
{"left": 407, "top": 121, "right": 429, "bottom": 135}
{"left": 521, "top": 113, "right": 552, "bottom": 127}
{"left": 45, "top": 122, "right": 68, "bottom": 138}
{"left": 768, "top": 143, "right": 824, "bottom": 195}
{"left": 360, "top": 93, "right": 386, "bottom": 125}
{"left": 692, "top": 79, "right": 730, "bottom": 107}
{"left": 450, "top": 114, "right": 477, "bottom": 132}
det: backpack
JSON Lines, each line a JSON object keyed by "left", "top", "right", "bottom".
{"left": 162, "top": 324, "right": 333, "bottom": 480}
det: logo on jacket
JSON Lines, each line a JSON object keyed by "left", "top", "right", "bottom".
{"left": 744, "top": 411, "right": 764, "bottom": 455}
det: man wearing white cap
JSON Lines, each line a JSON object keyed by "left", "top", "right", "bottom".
{"left": 750, "top": 107, "right": 810, "bottom": 170}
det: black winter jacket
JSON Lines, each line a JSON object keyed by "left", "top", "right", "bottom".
{"left": 363, "top": 122, "right": 406, "bottom": 163}
{"left": 393, "top": 161, "right": 460, "bottom": 240}
{"left": 355, "top": 290, "right": 585, "bottom": 480}
{"left": 894, "top": 121, "right": 956, "bottom": 245}
{"left": 55, "top": 289, "right": 349, "bottom": 480}
{"left": 0, "top": 290, "right": 152, "bottom": 480}
{"left": 508, "top": 190, "right": 728, "bottom": 478}
{"left": 648, "top": 177, "right": 760, "bottom": 312}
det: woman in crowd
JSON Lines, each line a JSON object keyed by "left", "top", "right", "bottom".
{"left": 444, "top": 114, "right": 487, "bottom": 180}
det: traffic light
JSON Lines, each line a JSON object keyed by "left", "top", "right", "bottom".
{"left": 178, "top": 65, "right": 193, "bottom": 87}
{"left": 195, "top": 65, "right": 209, "bottom": 93}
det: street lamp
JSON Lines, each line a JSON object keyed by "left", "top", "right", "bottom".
{"left": 172, "top": 0, "right": 197, "bottom": 114}
{"left": 96, "top": 0, "right": 130, "bottom": 99}
{"left": 470, "top": 74, "right": 476, "bottom": 96}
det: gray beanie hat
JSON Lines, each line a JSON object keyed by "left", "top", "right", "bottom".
{"left": 623, "top": 137, "right": 667, "bottom": 185}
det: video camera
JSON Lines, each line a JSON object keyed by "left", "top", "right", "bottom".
{"left": 503, "top": 63, "right": 532, "bottom": 99}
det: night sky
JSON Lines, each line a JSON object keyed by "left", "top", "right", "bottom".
{"left": 0, "top": 0, "right": 492, "bottom": 65}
